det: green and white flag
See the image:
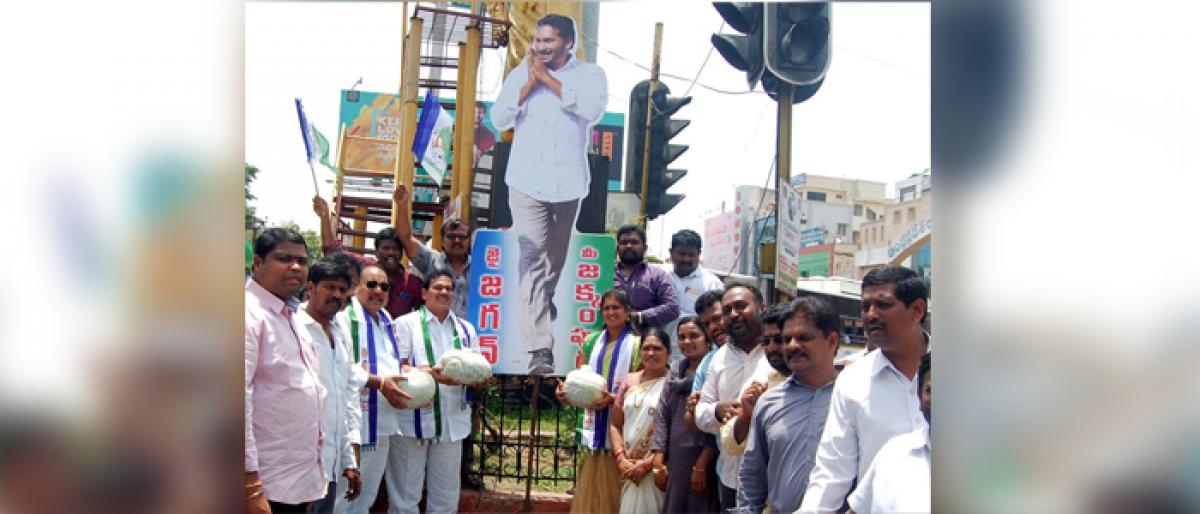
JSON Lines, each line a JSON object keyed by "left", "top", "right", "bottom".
{"left": 419, "top": 108, "right": 453, "bottom": 185}
{"left": 311, "top": 124, "right": 340, "bottom": 176}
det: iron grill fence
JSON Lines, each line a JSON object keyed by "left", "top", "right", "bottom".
{"left": 465, "top": 375, "right": 582, "bottom": 494}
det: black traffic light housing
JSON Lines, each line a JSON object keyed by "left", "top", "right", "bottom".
{"left": 764, "top": 2, "right": 831, "bottom": 86}
{"left": 647, "top": 83, "right": 691, "bottom": 219}
{"left": 625, "top": 80, "right": 691, "bottom": 220}
{"left": 712, "top": 2, "right": 829, "bottom": 104}
{"left": 711, "top": 2, "right": 765, "bottom": 90}
{"left": 624, "top": 81, "right": 650, "bottom": 194}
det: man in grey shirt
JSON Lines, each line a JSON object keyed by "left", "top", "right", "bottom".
{"left": 392, "top": 184, "right": 471, "bottom": 319}
{"left": 737, "top": 296, "right": 842, "bottom": 514}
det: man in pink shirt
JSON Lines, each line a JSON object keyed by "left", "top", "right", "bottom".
{"left": 245, "top": 227, "right": 327, "bottom": 513}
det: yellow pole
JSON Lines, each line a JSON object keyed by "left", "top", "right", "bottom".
{"left": 353, "top": 205, "right": 368, "bottom": 249}
{"left": 394, "top": 15, "right": 423, "bottom": 230}
{"left": 450, "top": 42, "right": 467, "bottom": 212}
{"left": 639, "top": 23, "right": 663, "bottom": 231}
{"left": 457, "top": 25, "right": 481, "bottom": 227}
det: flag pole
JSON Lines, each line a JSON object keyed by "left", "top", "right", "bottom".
{"left": 308, "top": 162, "right": 320, "bottom": 197}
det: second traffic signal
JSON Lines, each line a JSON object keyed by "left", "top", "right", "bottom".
{"left": 711, "top": 2, "right": 764, "bottom": 90}
{"left": 764, "top": 2, "right": 831, "bottom": 86}
{"left": 625, "top": 80, "right": 692, "bottom": 220}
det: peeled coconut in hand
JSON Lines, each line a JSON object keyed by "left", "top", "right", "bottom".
{"left": 564, "top": 365, "right": 608, "bottom": 408}
{"left": 438, "top": 349, "right": 493, "bottom": 385}
{"left": 397, "top": 368, "right": 437, "bottom": 407}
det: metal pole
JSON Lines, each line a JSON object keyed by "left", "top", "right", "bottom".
{"left": 638, "top": 22, "right": 663, "bottom": 230}
{"left": 524, "top": 375, "right": 542, "bottom": 511}
{"left": 776, "top": 84, "right": 793, "bottom": 185}
{"left": 773, "top": 84, "right": 793, "bottom": 304}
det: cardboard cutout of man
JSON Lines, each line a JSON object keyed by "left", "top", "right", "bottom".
{"left": 491, "top": 14, "right": 608, "bottom": 374}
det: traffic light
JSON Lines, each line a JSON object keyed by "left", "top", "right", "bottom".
{"left": 625, "top": 80, "right": 691, "bottom": 220}
{"left": 711, "top": 3, "right": 764, "bottom": 90}
{"left": 764, "top": 2, "right": 831, "bottom": 86}
{"left": 624, "top": 81, "right": 650, "bottom": 193}
{"left": 646, "top": 83, "right": 691, "bottom": 219}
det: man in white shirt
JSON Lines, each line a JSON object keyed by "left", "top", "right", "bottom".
{"left": 394, "top": 269, "right": 488, "bottom": 513}
{"left": 296, "top": 258, "right": 363, "bottom": 513}
{"left": 799, "top": 266, "right": 931, "bottom": 513}
{"left": 491, "top": 13, "right": 607, "bottom": 375}
{"left": 661, "top": 229, "right": 725, "bottom": 365}
{"left": 719, "top": 303, "right": 792, "bottom": 457}
{"left": 694, "top": 282, "right": 767, "bottom": 511}
{"left": 847, "top": 352, "right": 931, "bottom": 514}
{"left": 332, "top": 265, "right": 413, "bottom": 514}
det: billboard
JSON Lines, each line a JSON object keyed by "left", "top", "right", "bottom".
{"left": 338, "top": 90, "right": 475, "bottom": 184}
{"left": 800, "top": 227, "right": 825, "bottom": 248}
{"left": 776, "top": 185, "right": 803, "bottom": 294}
{"left": 703, "top": 212, "right": 739, "bottom": 274}
{"left": 467, "top": 230, "right": 615, "bottom": 375}
{"left": 338, "top": 90, "right": 404, "bottom": 175}
{"left": 339, "top": 90, "right": 624, "bottom": 185}
{"left": 480, "top": 13, "right": 614, "bottom": 376}
{"left": 591, "top": 112, "right": 625, "bottom": 191}
{"left": 733, "top": 186, "right": 775, "bottom": 274}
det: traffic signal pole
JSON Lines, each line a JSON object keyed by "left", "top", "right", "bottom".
{"left": 776, "top": 82, "right": 793, "bottom": 195}
{"left": 774, "top": 83, "right": 793, "bottom": 304}
{"left": 639, "top": 22, "right": 663, "bottom": 231}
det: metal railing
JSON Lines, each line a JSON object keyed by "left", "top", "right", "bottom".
{"left": 465, "top": 375, "right": 581, "bottom": 499}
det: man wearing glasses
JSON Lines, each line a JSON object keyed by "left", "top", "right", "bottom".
{"left": 719, "top": 303, "right": 793, "bottom": 459}
{"left": 392, "top": 184, "right": 472, "bottom": 319}
{"left": 333, "top": 265, "right": 415, "bottom": 514}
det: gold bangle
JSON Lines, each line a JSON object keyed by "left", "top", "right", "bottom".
{"left": 692, "top": 466, "right": 705, "bottom": 472}
{"left": 245, "top": 488, "right": 264, "bottom": 501}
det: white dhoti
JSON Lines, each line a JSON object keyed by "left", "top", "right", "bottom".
{"left": 390, "top": 436, "right": 464, "bottom": 514}
{"left": 334, "top": 436, "right": 406, "bottom": 514}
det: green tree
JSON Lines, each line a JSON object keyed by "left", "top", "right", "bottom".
{"left": 245, "top": 163, "right": 265, "bottom": 230}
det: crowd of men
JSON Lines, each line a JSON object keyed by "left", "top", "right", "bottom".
{"left": 246, "top": 197, "right": 931, "bottom": 513}
{"left": 246, "top": 188, "right": 737, "bottom": 512}
{"left": 248, "top": 9, "right": 929, "bottom": 509}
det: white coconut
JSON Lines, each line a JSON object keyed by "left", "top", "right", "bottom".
{"left": 397, "top": 368, "right": 437, "bottom": 407}
{"left": 564, "top": 365, "right": 608, "bottom": 408}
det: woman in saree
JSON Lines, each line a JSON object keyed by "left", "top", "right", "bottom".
{"left": 610, "top": 326, "right": 672, "bottom": 514}
{"left": 557, "top": 288, "right": 642, "bottom": 514}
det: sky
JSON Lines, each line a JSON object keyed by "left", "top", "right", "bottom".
{"left": 245, "top": 1, "right": 929, "bottom": 258}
